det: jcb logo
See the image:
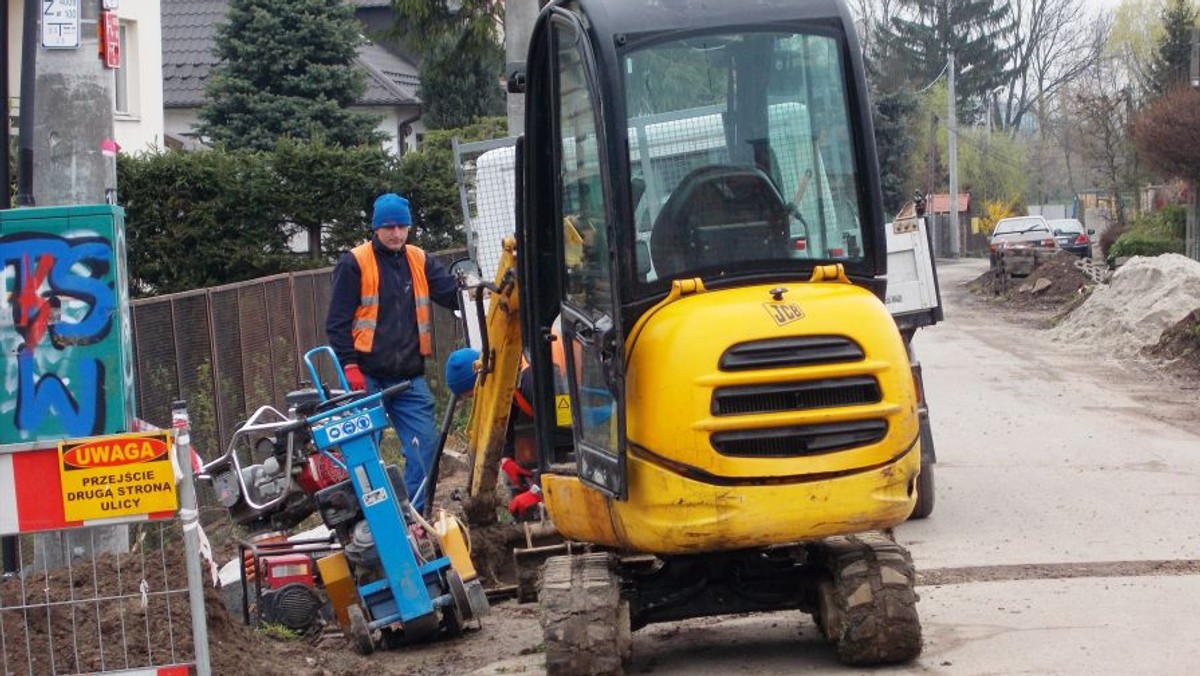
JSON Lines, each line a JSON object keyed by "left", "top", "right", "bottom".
{"left": 763, "top": 302, "right": 805, "bottom": 326}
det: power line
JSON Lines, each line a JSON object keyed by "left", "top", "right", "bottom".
{"left": 946, "top": 126, "right": 1028, "bottom": 172}
{"left": 913, "top": 61, "right": 949, "bottom": 94}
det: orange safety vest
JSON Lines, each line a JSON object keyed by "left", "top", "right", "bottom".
{"left": 349, "top": 241, "right": 432, "bottom": 357}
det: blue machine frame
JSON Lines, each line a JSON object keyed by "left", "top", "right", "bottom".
{"left": 301, "top": 347, "right": 457, "bottom": 632}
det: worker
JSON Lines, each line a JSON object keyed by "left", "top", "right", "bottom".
{"left": 326, "top": 192, "right": 460, "bottom": 514}
{"left": 443, "top": 345, "right": 550, "bottom": 521}
{"left": 504, "top": 364, "right": 545, "bottom": 520}
{"left": 444, "top": 347, "right": 481, "bottom": 400}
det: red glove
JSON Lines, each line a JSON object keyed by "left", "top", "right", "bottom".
{"left": 501, "top": 457, "right": 532, "bottom": 488}
{"left": 508, "top": 485, "right": 543, "bottom": 519}
{"left": 343, "top": 364, "right": 366, "bottom": 392}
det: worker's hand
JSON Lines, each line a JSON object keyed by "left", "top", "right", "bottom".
{"left": 508, "top": 485, "right": 542, "bottom": 520}
{"left": 343, "top": 364, "right": 366, "bottom": 392}
{"left": 501, "top": 457, "right": 532, "bottom": 488}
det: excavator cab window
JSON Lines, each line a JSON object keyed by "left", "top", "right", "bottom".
{"left": 550, "top": 17, "right": 627, "bottom": 499}
{"left": 624, "top": 30, "right": 870, "bottom": 294}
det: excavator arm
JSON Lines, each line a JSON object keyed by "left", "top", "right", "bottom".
{"left": 463, "top": 237, "right": 525, "bottom": 522}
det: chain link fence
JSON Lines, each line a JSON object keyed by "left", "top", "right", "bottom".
{"left": 452, "top": 137, "right": 518, "bottom": 283}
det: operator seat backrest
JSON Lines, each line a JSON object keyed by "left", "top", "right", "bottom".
{"left": 650, "top": 164, "right": 790, "bottom": 279}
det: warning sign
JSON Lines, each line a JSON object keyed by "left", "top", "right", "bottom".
{"left": 58, "top": 431, "right": 178, "bottom": 521}
{"left": 555, "top": 394, "right": 572, "bottom": 427}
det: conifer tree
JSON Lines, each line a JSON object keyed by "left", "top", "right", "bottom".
{"left": 418, "top": 33, "right": 506, "bottom": 129}
{"left": 1148, "top": 0, "right": 1199, "bottom": 95}
{"left": 886, "top": 0, "right": 1019, "bottom": 123}
{"left": 389, "top": 0, "right": 506, "bottom": 129}
{"left": 198, "top": 0, "right": 384, "bottom": 151}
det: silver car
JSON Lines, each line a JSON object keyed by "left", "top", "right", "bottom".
{"left": 989, "top": 215, "right": 1056, "bottom": 254}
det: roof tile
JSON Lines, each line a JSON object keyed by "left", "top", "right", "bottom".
{"left": 161, "top": 0, "right": 419, "bottom": 108}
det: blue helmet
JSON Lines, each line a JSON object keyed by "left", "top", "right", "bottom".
{"left": 445, "top": 348, "right": 481, "bottom": 396}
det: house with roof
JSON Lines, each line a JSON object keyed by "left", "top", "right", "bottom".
{"left": 3, "top": 1, "right": 165, "bottom": 155}
{"left": 160, "top": 0, "right": 423, "bottom": 154}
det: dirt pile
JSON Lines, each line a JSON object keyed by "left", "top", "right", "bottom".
{"left": 1143, "top": 308, "right": 1200, "bottom": 376}
{"left": 968, "top": 251, "right": 1097, "bottom": 311}
{"left": 1050, "top": 254, "right": 1200, "bottom": 359}
{"left": 1, "top": 536, "right": 537, "bottom": 676}
{"left": 0, "top": 545, "right": 307, "bottom": 676}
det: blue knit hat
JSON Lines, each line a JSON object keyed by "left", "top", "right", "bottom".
{"left": 445, "top": 348, "right": 481, "bottom": 396}
{"left": 372, "top": 193, "right": 412, "bottom": 229}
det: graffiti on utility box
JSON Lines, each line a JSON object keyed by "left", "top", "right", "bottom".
{"left": 0, "top": 206, "right": 135, "bottom": 444}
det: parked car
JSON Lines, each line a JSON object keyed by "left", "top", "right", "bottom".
{"left": 989, "top": 215, "right": 1057, "bottom": 254}
{"left": 1047, "top": 218, "right": 1093, "bottom": 258}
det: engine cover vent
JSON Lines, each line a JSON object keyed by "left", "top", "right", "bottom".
{"left": 712, "top": 377, "right": 881, "bottom": 416}
{"left": 719, "top": 336, "right": 864, "bottom": 371}
{"left": 711, "top": 419, "right": 887, "bottom": 458}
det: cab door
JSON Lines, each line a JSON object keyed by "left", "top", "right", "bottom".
{"left": 550, "top": 16, "right": 627, "bottom": 500}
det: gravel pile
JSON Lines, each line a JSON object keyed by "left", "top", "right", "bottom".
{"left": 1049, "top": 254, "right": 1200, "bottom": 357}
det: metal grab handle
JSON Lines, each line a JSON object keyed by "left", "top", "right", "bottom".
{"left": 304, "top": 379, "right": 411, "bottom": 427}
{"left": 303, "top": 346, "right": 344, "bottom": 402}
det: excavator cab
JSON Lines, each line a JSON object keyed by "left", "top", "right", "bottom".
{"left": 519, "top": 0, "right": 890, "bottom": 502}
{"left": 492, "top": 0, "right": 924, "bottom": 671}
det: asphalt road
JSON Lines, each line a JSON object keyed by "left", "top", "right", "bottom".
{"left": 475, "top": 257, "right": 1200, "bottom": 676}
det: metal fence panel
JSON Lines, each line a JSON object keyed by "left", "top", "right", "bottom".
{"left": 172, "top": 293, "right": 217, "bottom": 457}
{"left": 236, "top": 284, "right": 275, "bottom": 418}
{"left": 206, "top": 288, "right": 245, "bottom": 456}
{"left": 262, "top": 277, "right": 299, "bottom": 407}
{"left": 130, "top": 303, "right": 178, "bottom": 432}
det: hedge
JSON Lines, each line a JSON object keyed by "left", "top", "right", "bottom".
{"left": 118, "top": 119, "right": 508, "bottom": 297}
{"left": 1107, "top": 231, "right": 1185, "bottom": 263}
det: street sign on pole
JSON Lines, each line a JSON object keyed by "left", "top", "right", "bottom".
{"left": 42, "top": 0, "right": 80, "bottom": 49}
{"left": 101, "top": 11, "right": 120, "bottom": 68}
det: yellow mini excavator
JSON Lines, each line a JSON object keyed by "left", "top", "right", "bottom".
{"left": 459, "top": 0, "right": 926, "bottom": 672}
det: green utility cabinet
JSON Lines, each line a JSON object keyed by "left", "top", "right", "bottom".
{"left": 0, "top": 205, "right": 135, "bottom": 443}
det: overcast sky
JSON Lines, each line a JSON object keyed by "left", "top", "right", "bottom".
{"left": 1084, "top": 0, "right": 1127, "bottom": 12}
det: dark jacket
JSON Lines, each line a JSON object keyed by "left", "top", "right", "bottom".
{"left": 326, "top": 236, "right": 459, "bottom": 379}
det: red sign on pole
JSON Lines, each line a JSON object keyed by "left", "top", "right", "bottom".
{"left": 101, "top": 11, "right": 120, "bottom": 69}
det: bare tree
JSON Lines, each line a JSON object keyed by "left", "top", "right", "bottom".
{"left": 1002, "top": 0, "right": 1111, "bottom": 131}
{"left": 1119, "top": 2, "right": 1166, "bottom": 97}
{"left": 1132, "top": 85, "right": 1200, "bottom": 258}
{"left": 850, "top": 0, "right": 906, "bottom": 85}
{"left": 1066, "top": 62, "right": 1138, "bottom": 227}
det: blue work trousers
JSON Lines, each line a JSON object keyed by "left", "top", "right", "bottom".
{"left": 366, "top": 374, "right": 438, "bottom": 513}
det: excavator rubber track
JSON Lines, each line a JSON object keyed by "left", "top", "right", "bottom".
{"left": 540, "top": 552, "right": 632, "bottom": 676}
{"left": 813, "top": 531, "right": 923, "bottom": 666}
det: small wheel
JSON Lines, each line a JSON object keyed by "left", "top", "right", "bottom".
{"left": 908, "top": 412, "right": 936, "bottom": 520}
{"left": 347, "top": 604, "right": 374, "bottom": 655}
{"left": 444, "top": 568, "right": 471, "bottom": 635}
{"left": 909, "top": 462, "right": 935, "bottom": 520}
{"left": 442, "top": 599, "right": 464, "bottom": 638}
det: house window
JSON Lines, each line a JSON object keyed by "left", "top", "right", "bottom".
{"left": 114, "top": 21, "right": 138, "bottom": 116}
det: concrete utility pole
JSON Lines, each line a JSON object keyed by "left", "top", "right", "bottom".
{"left": 26, "top": 0, "right": 125, "bottom": 569}
{"left": 946, "top": 51, "right": 961, "bottom": 258}
{"left": 31, "top": 0, "right": 118, "bottom": 206}
{"left": 504, "top": 0, "right": 540, "bottom": 136}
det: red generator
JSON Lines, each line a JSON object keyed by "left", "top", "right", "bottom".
{"left": 257, "top": 553, "right": 325, "bottom": 633}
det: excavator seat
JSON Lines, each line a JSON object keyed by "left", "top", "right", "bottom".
{"left": 650, "top": 164, "right": 791, "bottom": 279}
